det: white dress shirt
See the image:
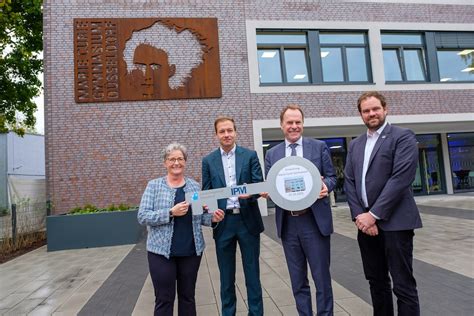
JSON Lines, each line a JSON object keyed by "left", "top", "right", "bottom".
{"left": 220, "top": 145, "right": 240, "bottom": 209}
{"left": 285, "top": 137, "right": 303, "bottom": 157}
{"left": 361, "top": 121, "right": 388, "bottom": 218}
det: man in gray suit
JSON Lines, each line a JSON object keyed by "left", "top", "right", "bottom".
{"left": 264, "top": 104, "right": 336, "bottom": 316}
{"left": 344, "top": 91, "right": 422, "bottom": 316}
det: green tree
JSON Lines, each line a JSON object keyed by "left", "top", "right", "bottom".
{"left": 0, "top": 0, "right": 42, "bottom": 136}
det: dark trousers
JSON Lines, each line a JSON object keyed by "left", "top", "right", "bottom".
{"left": 215, "top": 214, "right": 263, "bottom": 316}
{"left": 357, "top": 229, "right": 420, "bottom": 316}
{"left": 147, "top": 252, "right": 202, "bottom": 316}
{"left": 281, "top": 212, "right": 333, "bottom": 316}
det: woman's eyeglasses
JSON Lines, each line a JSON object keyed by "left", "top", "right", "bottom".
{"left": 167, "top": 157, "right": 185, "bottom": 163}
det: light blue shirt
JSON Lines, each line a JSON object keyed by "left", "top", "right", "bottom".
{"left": 221, "top": 145, "right": 241, "bottom": 209}
{"left": 285, "top": 137, "right": 303, "bottom": 157}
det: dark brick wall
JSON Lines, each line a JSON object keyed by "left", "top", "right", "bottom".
{"left": 44, "top": 0, "right": 474, "bottom": 213}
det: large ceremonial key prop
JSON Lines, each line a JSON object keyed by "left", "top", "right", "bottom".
{"left": 185, "top": 156, "right": 322, "bottom": 214}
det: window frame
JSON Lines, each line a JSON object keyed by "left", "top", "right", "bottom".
{"left": 436, "top": 48, "right": 474, "bottom": 83}
{"left": 256, "top": 29, "right": 372, "bottom": 86}
{"left": 318, "top": 31, "right": 372, "bottom": 84}
{"left": 256, "top": 31, "right": 312, "bottom": 86}
{"left": 432, "top": 31, "right": 474, "bottom": 83}
{"left": 381, "top": 32, "right": 429, "bottom": 84}
{"left": 381, "top": 31, "right": 474, "bottom": 84}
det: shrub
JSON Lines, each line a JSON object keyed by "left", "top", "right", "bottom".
{"left": 118, "top": 203, "right": 131, "bottom": 211}
{"left": 0, "top": 200, "right": 47, "bottom": 263}
{"left": 68, "top": 203, "right": 135, "bottom": 215}
{"left": 0, "top": 207, "right": 8, "bottom": 217}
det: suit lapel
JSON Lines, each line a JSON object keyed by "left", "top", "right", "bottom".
{"left": 355, "top": 135, "right": 366, "bottom": 185}
{"left": 276, "top": 142, "right": 286, "bottom": 160}
{"left": 368, "top": 124, "right": 391, "bottom": 169}
{"left": 235, "top": 146, "right": 243, "bottom": 184}
{"left": 213, "top": 149, "right": 226, "bottom": 186}
{"left": 302, "top": 137, "right": 311, "bottom": 160}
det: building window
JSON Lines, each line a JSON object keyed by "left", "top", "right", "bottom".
{"left": 257, "top": 49, "right": 283, "bottom": 83}
{"left": 257, "top": 33, "right": 310, "bottom": 84}
{"left": 448, "top": 132, "right": 474, "bottom": 192}
{"left": 319, "top": 32, "right": 370, "bottom": 83}
{"left": 434, "top": 32, "right": 474, "bottom": 82}
{"left": 256, "top": 29, "right": 473, "bottom": 86}
{"left": 256, "top": 30, "right": 371, "bottom": 85}
{"left": 284, "top": 50, "right": 310, "bottom": 83}
{"left": 381, "top": 33, "right": 427, "bottom": 82}
{"left": 437, "top": 49, "right": 474, "bottom": 82}
{"left": 381, "top": 31, "right": 474, "bottom": 83}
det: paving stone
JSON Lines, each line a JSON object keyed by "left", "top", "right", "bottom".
{"left": 1, "top": 195, "right": 472, "bottom": 315}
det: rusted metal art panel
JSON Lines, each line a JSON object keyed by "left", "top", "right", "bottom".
{"left": 74, "top": 18, "right": 222, "bottom": 103}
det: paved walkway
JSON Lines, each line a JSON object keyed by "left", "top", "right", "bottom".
{"left": 0, "top": 194, "right": 473, "bottom": 315}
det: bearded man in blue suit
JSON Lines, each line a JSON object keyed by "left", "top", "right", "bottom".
{"left": 202, "top": 116, "right": 264, "bottom": 316}
{"left": 344, "top": 91, "right": 422, "bottom": 316}
{"left": 264, "top": 104, "right": 336, "bottom": 316}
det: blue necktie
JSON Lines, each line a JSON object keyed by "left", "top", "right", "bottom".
{"left": 289, "top": 143, "right": 298, "bottom": 156}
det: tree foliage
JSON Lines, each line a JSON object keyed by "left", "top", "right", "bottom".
{"left": 0, "top": 0, "right": 42, "bottom": 136}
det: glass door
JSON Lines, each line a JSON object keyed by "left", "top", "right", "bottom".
{"left": 448, "top": 132, "right": 474, "bottom": 192}
{"left": 413, "top": 134, "right": 445, "bottom": 195}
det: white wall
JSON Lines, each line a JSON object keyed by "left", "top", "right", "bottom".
{"left": 0, "top": 135, "right": 7, "bottom": 208}
{"left": 7, "top": 133, "right": 45, "bottom": 178}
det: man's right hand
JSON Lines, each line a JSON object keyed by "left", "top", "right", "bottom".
{"left": 355, "top": 222, "right": 379, "bottom": 236}
{"left": 365, "top": 225, "right": 378, "bottom": 236}
{"left": 212, "top": 209, "right": 225, "bottom": 223}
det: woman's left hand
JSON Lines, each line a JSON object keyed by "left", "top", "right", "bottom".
{"left": 211, "top": 209, "right": 225, "bottom": 223}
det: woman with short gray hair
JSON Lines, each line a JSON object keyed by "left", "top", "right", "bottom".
{"left": 138, "top": 142, "right": 224, "bottom": 316}
{"left": 162, "top": 142, "right": 188, "bottom": 162}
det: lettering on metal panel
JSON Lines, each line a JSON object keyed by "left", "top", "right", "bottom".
{"left": 74, "top": 18, "right": 222, "bottom": 102}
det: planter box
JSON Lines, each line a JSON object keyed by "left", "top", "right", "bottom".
{"left": 46, "top": 209, "right": 144, "bottom": 251}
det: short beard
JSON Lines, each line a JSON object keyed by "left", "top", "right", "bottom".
{"left": 365, "top": 117, "right": 385, "bottom": 131}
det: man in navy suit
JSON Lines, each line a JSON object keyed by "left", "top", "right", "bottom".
{"left": 344, "top": 91, "right": 422, "bottom": 316}
{"left": 202, "top": 116, "right": 264, "bottom": 316}
{"left": 264, "top": 105, "right": 336, "bottom": 316}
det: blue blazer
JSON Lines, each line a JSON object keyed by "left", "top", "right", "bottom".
{"left": 344, "top": 124, "right": 422, "bottom": 231}
{"left": 264, "top": 137, "right": 336, "bottom": 237}
{"left": 202, "top": 146, "right": 265, "bottom": 239}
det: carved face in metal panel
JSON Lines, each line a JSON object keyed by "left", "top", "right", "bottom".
{"left": 133, "top": 44, "right": 176, "bottom": 98}
{"left": 73, "top": 18, "right": 222, "bottom": 102}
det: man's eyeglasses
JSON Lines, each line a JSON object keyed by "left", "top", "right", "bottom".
{"left": 167, "top": 157, "right": 185, "bottom": 163}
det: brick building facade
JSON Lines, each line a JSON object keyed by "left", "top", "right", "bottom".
{"left": 44, "top": 0, "right": 474, "bottom": 213}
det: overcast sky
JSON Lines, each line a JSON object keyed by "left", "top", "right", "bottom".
{"left": 34, "top": 93, "right": 44, "bottom": 135}
{"left": 33, "top": 70, "right": 44, "bottom": 135}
